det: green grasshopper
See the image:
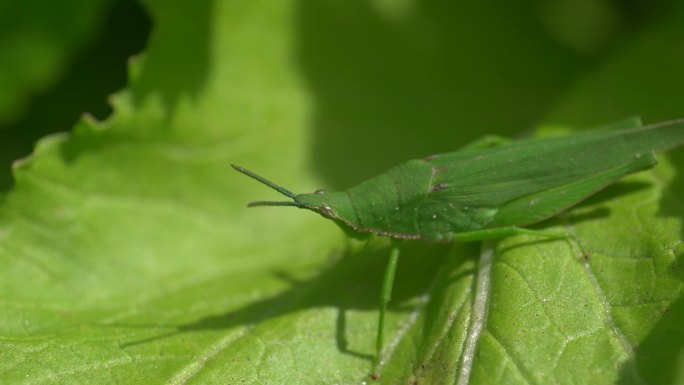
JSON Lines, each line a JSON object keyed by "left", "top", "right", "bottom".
{"left": 232, "top": 117, "right": 684, "bottom": 372}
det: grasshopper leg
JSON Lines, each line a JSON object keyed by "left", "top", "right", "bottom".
{"left": 454, "top": 226, "right": 566, "bottom": 242}
{"left": 373, "top": 240, "right": 401, "bottom": 374}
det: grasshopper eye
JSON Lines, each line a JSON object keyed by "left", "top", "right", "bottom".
{"left": 319, "top": 204, "right": 336, "bottom": 218}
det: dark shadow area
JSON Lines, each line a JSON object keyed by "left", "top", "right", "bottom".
{"left": 496, "top": 234, "right": 566, "bottom": 256}
{"left": 295, "top": 1, "right": 594, "bottom": 190}
{"left": 562, "top": 207, "right": 612, "bottom": 224}
{"left": 58, "top": 0, "right": 215, "bottom": 163}
{"left": 620, "top": 0, "right": 679, "bottom": 27}
{"left": 130, "top": 0, "right": 213, "bottom": 114}
{"left": 617, "top": 294, "right": 684, "bottom": 385}
{"left": 0, "top": 0, "right": 151, "bottom": 192}
{"left": 660, "top": 148, "right": 684, "bottom": 243}
{"left": 118, "top": 241, "right": 460, "bottom": 361}
{"left": 335, "top": 304, "right": 373, "bottom": 361}
{"left": 579, "top": 181, "right": 653, "bottom": 208}
{"left": 295, "top": 0, "right": 680, "bottom": 191}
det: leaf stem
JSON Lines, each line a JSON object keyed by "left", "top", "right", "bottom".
{"left": 457, "top": 240, "right": 494, "bottom": 385}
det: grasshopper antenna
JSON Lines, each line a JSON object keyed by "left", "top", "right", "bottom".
{"left": 231, "top": 164, "right": 303, "bottom": 208}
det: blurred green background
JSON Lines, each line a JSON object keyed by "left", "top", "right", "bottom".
{"left": 1, "top": 0, "right": 680, "bottom": 191}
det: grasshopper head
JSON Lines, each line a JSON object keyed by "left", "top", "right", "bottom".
{"left": 294, "top": 190, "right": 355, "bottom": 222}
{"left": 231, "top": 164, "right": 359, "bottom": 231}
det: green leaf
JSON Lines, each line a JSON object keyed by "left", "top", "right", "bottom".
{"left": 2, "top": 0, "right": 684, "bottom": 384}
